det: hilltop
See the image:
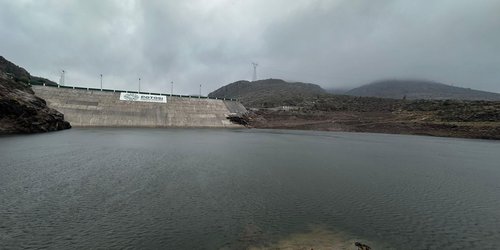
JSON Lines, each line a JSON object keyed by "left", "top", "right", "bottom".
{"left": 345, "top": 80, "right": 500, "bottom": 101}
{"left": 0, "top": 56, "right": 70, "bottom": 134}
{"left": 208, "top": 79, "right": 326, "bottom": 107}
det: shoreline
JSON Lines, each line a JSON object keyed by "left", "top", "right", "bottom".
{"left": 2, "top": 120, "right": 499, "bottom": 141}
{"left": 247, "top": 110, "right": 500, "bottom": 140}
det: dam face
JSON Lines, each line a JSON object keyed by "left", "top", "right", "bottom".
{"left": 32, "top": 85, "right": 247, "bottom": 128}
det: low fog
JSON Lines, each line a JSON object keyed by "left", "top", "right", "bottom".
{"left": 1, "top": 0, "right": 499, "bottom": 94}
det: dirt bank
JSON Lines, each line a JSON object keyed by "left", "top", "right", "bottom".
{"left": 247, "top": 109, "right": 500, "bottom": 140}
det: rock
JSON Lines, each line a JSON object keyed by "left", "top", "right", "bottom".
{"left": 355, "top": 241, "right": 372, "bottom": 250}
{"left": 226, "top": 114, "right": 250, "bottom": 126}
{"left": 0, "top": 56, "right": 71, "bottom": 134}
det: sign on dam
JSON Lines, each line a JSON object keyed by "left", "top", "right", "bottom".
{"left": 119, "top": 92, "right": 167, "bottom": 103}
{"left": 31, "top": 85, "right": 247, "bottom": 128}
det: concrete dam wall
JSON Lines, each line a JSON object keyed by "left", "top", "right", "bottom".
{"left": 32, "top": 85, "right": 247, "bottom": 128}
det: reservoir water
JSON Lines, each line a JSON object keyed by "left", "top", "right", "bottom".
{"left": 1, "top": 128, "right": 499, "bottom": 249}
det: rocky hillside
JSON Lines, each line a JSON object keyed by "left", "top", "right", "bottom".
{"left": 0, "top": 56, "right": 71, "bottom": 134}
{"left": 208, "top": 79, "right": 327, "bottom": 107}
{"left": 210, "top": 78, "right": 500, "bottom": 139}
{"left": 346, "top": 80, "right": 500, "bottom": 101}
{"left": 245, "top": 93, "right": 500, "bottom": 140}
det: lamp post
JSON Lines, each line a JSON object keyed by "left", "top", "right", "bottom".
{"left": 59, "top": 70, "right": 65, "bottom": 86}
{"left": 138, "top": 77, "right": 141, "bottom": 93}
{"left": 100, "top": 74, "right": 103, "bottom": 90}
{"left": 199, "top": 84, "right": 202, "bottom": 98}
{"left": 171, "top": 81, "right": 173, "bottom": 96}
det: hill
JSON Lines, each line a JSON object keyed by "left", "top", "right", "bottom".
{"left": 210, "top": 78, "right": 500, "bottom": 139}
{"left": 325, "top": 87, "right": 350, "bottom": 95}
{"left": 208, "top": 79, "right": 327, "bottom": 107}
{"left": 0, "top": 56, "right": 57, "bottom": 87}
{"left": 0, "top": 56, "right": 70, "bottom": 134}
{"left": 345, "top": 80, "right": 500, "bottom": 101}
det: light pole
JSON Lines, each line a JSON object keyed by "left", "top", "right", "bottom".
{"left": 138, "top": 77, "right": 141, "bottom": 93}
{"left": 199, "top": 84, "right": 201, "bottom": 98}
{"left": 59, "top": 70, "right": 65, "bottom": 86}
{"left": 100, "top": 74, "right": 103, "bottom": 90}
{"left": 171, "top": 81, "right": 173, "bottom": 96}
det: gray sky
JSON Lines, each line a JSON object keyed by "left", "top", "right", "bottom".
{"left": 1, "top": 0, "right": 499, "bottom": 94}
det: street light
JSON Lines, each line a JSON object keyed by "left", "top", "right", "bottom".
{"left": 100, "top": 74, "right": 103, "bottom": 90}
{"left": 139, "top": 77, "right": 141, "bottom": 93}
{"left": 59, "top": 70, "right": 65, "bottom": 86}
{"left": 199, "top": 84, "right": 202, "bottom": 98}
{"left": 171, "top": 81, "right": 173, "bottom": 96}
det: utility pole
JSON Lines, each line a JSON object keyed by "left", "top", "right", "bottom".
{"left": 100, "top": 74, "right": 103, "bottom": 90}
{"left": 138, "top": 77, "right": 141, "bottom": 92}
{"left": 171, "top": 81, "right": 173, "bottom": 96}
{"left": 59, "top": 70, "right": 65, "bottom": 86}
{"left": 252, "top": 62, "right": 258, "bottom": 82}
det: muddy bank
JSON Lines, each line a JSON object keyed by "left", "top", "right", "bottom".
{"left": 247, "top": 110, "right": 500, "bottom": 140}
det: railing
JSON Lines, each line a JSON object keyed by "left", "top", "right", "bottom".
{"left": 29, "top": 81, "right": 238, "bottom": 101}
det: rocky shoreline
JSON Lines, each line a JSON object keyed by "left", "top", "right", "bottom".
{"left": 0, "top": 56, "right": 71, "bottom": 134}
{"left": 245, "top": 109, "right": 500, "bottom": 140}
{"left": 211, "top": 78, "right": 500, "bottom": 140}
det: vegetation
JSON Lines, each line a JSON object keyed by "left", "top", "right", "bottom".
{"left": 213, "top": 79, "right": 500, "bottom": 139}
{"left": 209, "top": 79, "right": 326, "bottom": 107}
{"left": 30, "top": 76, "right": 58, "bottom": 86}
{"left": 0, "top": 56, "right": 58, "bottom": 87}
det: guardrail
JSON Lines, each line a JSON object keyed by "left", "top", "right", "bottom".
{"left": 29, "top": 82, "right": 238, "bottom": 101}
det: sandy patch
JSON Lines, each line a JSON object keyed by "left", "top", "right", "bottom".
{"left": 246, "top": 225, "right": 374, "bottom": 250}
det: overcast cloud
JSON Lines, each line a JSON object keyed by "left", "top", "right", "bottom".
{"left": 1, "top": 0, "right": 499, "bottom": 94}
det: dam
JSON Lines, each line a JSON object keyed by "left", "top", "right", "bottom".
{"left": 31, "top": 84, "right": 247, "bottom": 128}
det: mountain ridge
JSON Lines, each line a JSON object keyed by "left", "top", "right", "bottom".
{"left": 345, "top": 79, "right": 500, "bottom": 101}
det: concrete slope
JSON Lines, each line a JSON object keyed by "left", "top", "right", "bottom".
{"left": 32, "top": 85, "right": 244, "bottom": 128}
{"left": 223, "top": 100, "right": 247, "bottom": 115}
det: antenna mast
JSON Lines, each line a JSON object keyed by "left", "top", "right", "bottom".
{"left": 252, "top": 62, "right": 258, "bottom": 82}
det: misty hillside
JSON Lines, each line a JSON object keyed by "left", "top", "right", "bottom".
{"left": 326, "top": 87, "right": 350, "bottom": 95}
{"left": 346, "top": 80, "right": 500, "bottom": 101}
{"left": 208, "top": 79, "right": 327, "bottom": 107}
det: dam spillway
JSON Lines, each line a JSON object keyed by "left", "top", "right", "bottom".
{"left": 32, "top": 85, "right": 247, "bottom": 128}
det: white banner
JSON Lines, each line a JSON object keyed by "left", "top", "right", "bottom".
{"left": 120, "top": 93, "right": 167, "bottom": 103}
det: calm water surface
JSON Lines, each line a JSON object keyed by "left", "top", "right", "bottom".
{"left": 1, "top": 128, "right": 499, "bottom": 249}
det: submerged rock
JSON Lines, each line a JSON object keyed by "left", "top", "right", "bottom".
{"left": 245, "top": 225, "right": 378, "bottom": 250}
{"left": 355, "top": 241, "right": 372, "bottom": 250}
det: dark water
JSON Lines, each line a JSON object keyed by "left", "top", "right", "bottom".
{"left": 1, "top": 128, "right": 499, "bottom": 249}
